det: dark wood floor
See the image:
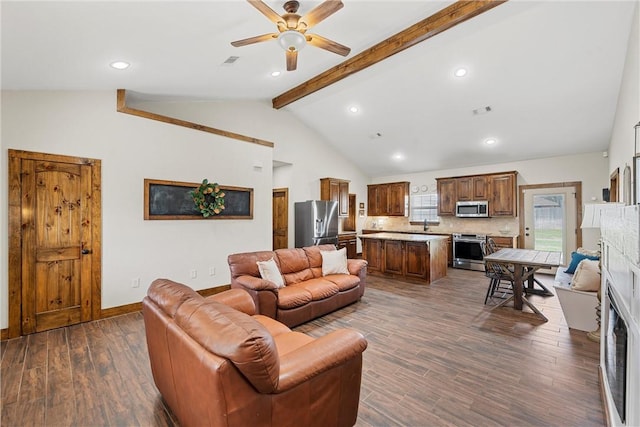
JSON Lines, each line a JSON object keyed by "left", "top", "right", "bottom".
{"left": 1, "top": 268, "right": 604, "bottom": 426}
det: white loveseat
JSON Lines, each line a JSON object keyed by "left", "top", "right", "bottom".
{"left": 553, "top": 266, "right": 599, "bottom": 331}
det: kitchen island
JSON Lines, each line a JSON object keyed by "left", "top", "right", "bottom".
{"left": 358, "top": 232, "right": 449, "bottom": 283}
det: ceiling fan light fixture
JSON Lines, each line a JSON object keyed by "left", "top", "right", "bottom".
{"left": 277, "top": 30, "right": 306, "bottom": 52}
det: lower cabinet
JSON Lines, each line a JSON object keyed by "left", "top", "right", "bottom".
{"left": 384, "top": 241, "right": 404, "bottom": 274}
{"left": 488, "top": 235, "right": 518, "bottom": 249}
{"left": 360, "top": 237, "right": 448, "bottom": 283}
{"left": 405, "top": 242, "right": 428, "bottom": 280}
{"left": 337, "top": 234, "right": 358, "bottom": 259}
{"left": 363, "top": 239, "right": 383, "bottom": 272}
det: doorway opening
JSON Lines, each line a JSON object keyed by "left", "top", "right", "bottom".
{"left": 272, "top": 188, "right": 289, "bottom": 250}
{"left": 519, "top": 181, "right": 582, "bottom": 269}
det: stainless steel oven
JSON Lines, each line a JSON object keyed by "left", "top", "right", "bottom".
{"left": 452, "top": 233, "right": 486, "bottom": 271}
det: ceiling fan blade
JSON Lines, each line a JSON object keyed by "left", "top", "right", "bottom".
{"left": 247, "top": 0, "right": 285, "bottom": 26}
{"left": 231, "top": 33, "right": 278, "bottom": 47}
{"left": 286, "top": 50, "right": 298, "bottom": 71}
{"left": 306, "top": 33, "right": 350, "bottom": 56}
{"left": 299, "top": 0, "right": 343, "bottom": 30}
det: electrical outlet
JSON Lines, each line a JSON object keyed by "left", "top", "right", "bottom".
{"left": 190, "top": 270, "right": 197, "bottom": 279}
{"left": 209, "top": 267, "right": 216, "bottom": 276}
{"left": 131, "top": 278, "right": 140, "bottom": 288}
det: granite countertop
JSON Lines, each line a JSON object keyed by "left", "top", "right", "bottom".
{"left": 362, "top": 229, "right": 450, "bottom": 236}
{"left": 362, "top": 229, "right": 519, "bottom": 238}
{"left": 486, "top": 233, "right": 520, "bottom": 238}
{"left": 358, "top": 232, "right": 449, "bottom": 242}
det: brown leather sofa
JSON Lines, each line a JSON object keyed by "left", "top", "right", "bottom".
{"left": 227, "top": 245, "right": 367, "bottom": 327}
{"left": 142, "top": 278, "right": 368, "bottom": 427}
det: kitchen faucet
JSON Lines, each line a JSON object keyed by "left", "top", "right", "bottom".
{"left": 423, "top": 218, "right": 428, "bottom": 231}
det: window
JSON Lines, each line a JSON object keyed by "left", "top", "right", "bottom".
{"left": 410, "top": 193, "right": 439, "bottom": 223}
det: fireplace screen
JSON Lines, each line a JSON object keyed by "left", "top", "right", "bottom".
{"left": 605, "top": 286, "right": 628, "bottom": 424}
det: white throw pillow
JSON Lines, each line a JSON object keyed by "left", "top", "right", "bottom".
{"left": 256, "top": 258, "right": 285, "bottom": 288}
{"left": 577, "top": 247, "right": 600, "bottom": 258}
{"left": 571, "top": 259, "right": 600, "bottom": 292}
{"left": 321, "top": 247, "right": 349, "bottom": 276}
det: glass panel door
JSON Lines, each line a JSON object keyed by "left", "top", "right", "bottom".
{"left": 523, "top": 186, "right": 577, "bottom": 268}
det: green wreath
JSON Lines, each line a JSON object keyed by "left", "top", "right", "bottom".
{"left": 190, "top": 179, "right": 225, "bottom": 218}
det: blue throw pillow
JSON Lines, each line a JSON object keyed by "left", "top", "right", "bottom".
{"left": 564, "top": 251, "right": 599, "bottom": 274}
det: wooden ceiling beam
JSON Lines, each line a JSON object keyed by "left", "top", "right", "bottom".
{"left": 272, "top": 0, "right": 508, "bottom": 109}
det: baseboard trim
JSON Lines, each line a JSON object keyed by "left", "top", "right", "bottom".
{"left": 99, "top": 284, "right": 232, "bottom": 319}
{"left": 196, "top": 285, "right": 231, "bottom": 298}
{"left": 100, "top": 285, "right": 231, "bottom": 319}
{"left": 1, "top": 285, "right": 233, "bottom": 341}
{"left": 101, "top": 301, "right": 142, "bottom": 318}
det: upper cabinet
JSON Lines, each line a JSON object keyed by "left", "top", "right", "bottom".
{"left": 367, "top": 181, "right": 409, "bottom": 216}
{"left": 457, "top": 176, "right": 488, "bottom": 201}
{"left": 320, "top": 178, "right": 350, "bottom": 217}
{"left": 437, "top": 178, "right": 457, "bottom": 216}
{"left": 488, "top": 173, "right": 517, "bottom": 217}
{"left": 436, "top": 171, "right": 517, "bottom": 217}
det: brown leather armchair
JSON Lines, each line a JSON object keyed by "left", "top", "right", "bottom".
{"left": 142, "top": 279, "right": 368, "bottom": 427}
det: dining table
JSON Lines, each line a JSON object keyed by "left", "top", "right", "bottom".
{"left": 483, "top": 248, "right": 562, "bottom": 322}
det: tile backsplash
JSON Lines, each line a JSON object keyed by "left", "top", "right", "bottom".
{"left": 364, "top": 216, "right": 519, "bottom": 236}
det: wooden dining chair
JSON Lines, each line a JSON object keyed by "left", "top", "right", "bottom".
{"left": 482, "top": 239, "right": 514, "bottom": 304}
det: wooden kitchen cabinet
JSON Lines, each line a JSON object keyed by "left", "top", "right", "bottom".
{"left": 360, "top": 234, "right": 448, "bottom": 283}
{"left": 488, "top": 173, "right": 517, "bottom": 217}
{"left": 384, "top": 240, "right": 404, "bottom": 274}
{"left": 454, "top": 175, "right": 489, "bottom": 201}
{"left": 405, "top": 241, "right": 428, "bottom": 280}
{"left": 337, "top": 233, "right": 357, "bottom": 259}
{"left": 437, "top": 178, "right": 457, "bottom": 216}
{"left": 472, "top": 176, "right": 488, "bottom": 200}
{"left": 388, "top": 182, "right": 409, "bottom": 216}
{"left": 362, "top": 238, "right": 383, "bottom": 272}
{"left": 367, "top": 182, "right": 409, "bottom": 216}
{"left": 488, "top": 235, "right": 518, "bottom": 249}
{"left": 367, "top": 184, "right": 384, "bottom": 216}
{"left": 437, "top": 171, "right": 516, "bottom": 217}
{"left": 320, "top": 178, "right": 350, "bottom": 217}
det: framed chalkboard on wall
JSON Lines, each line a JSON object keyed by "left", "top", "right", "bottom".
{"left": 144, "top": 179, "right": 253, "bottom": 220}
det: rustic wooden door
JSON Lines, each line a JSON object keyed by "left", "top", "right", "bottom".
{"left": 8, "top": 150, "right": 101, "bottom": 337}
{"left": 272, "top": 188, "right": 288, "bottom": 250}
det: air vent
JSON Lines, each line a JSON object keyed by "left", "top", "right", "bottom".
{"left": 221, "top": 56, "right": 240, "bottom": 66}
{"left": 472, "top": 106, "right": 492, "bottom": 115}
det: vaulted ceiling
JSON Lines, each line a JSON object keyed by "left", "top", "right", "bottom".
{"left": 2, "top": 1, "right": 636, "bottom": 177}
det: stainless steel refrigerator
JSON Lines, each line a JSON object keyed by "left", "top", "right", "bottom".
{"left": 294, "top": 200, "right": 339, "bottom": 247}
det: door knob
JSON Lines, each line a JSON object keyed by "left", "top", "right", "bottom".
{"left": 82, "top": 249, "right": 91, "bottom": 255}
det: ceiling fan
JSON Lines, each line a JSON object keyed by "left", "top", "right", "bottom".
{"left": 231, "top": 0, "right": 351, "bottom": 71}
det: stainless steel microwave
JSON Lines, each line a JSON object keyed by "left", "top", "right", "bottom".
{"left": 456, "top": 201, "right": 489, "bottom": 218}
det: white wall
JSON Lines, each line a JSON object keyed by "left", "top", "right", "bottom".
{"left": 132, "top": 99, "right": 372, "bottom": 248}
{"left": 372, "top": 151, "right": 610, "bottom": 250}
{"left": 608, "top": 2, "right": 639, "bottom": 194}
{"left": 0, "top": 91, "right": 273, "bottom": 328}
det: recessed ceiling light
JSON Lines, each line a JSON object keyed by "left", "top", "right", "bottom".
{"left": 110, "top": 61, "right": 130, "bottom": 70}
{"left": 348, "top": 106, "right": 359, "bottom": 113}
{"left": 271, "top": 71, "right": 281, "bottom": 77}
{"left": 392, "top": 153, "right": 405, "bottom": 161}
{"left": 484, "top": 138, "right": 497, "bottom": 145}
{"left": 454, "top": 68, "right": 467, "bottom": 77}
